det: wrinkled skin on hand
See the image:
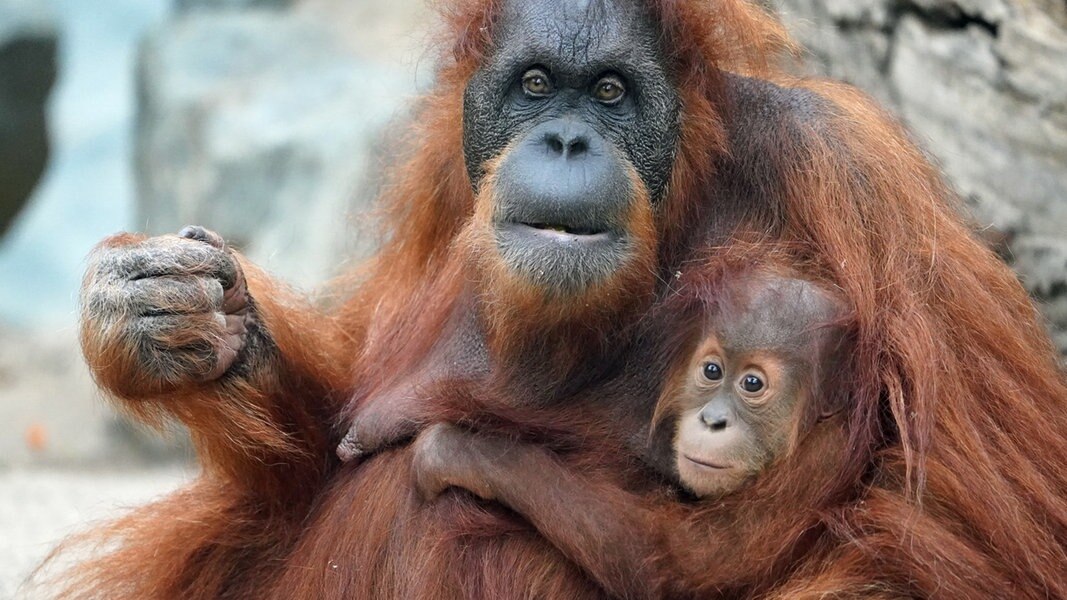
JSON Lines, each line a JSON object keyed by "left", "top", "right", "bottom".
{"left": 79, "top": 225, "right": 254, "bottom": 398}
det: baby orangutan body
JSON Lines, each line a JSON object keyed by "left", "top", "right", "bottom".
{"left": 405, "top": 272, "right": 852, "bottom": 598}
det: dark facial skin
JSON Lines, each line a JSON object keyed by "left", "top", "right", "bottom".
{"left": 673, "top": 276, "right": 844, "bottom": 497}
{"left": 463, "top": 0, "right": 680, "bottom": 294}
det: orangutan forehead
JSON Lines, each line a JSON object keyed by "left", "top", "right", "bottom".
{"left": 712, "top": 276, "right": 843, "bottom": 358}
{"left": 496, "top": 0, "right": 659, "bottom": 67}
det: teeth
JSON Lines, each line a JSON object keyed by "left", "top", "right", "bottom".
{"left": 526, "top": 223, "right": 601, "bottom": 236}
{"left": 531, "top": 223, "right": 570, "bottom": 233}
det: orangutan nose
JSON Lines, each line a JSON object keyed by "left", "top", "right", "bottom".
{"left": 700, "top": 405, "right": 730, "bottom": 431}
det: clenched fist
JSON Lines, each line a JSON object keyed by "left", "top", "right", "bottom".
{"left": 80, "top": 226, "right": 254, "bottom": 398}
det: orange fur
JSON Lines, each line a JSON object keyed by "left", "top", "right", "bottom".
{"left": 47, "top": 1, "right": 1067, "bottom": 599}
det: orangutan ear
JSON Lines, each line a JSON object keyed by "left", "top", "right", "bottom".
{"left": 813, "top": 325, "right": 854, "bottom": 420}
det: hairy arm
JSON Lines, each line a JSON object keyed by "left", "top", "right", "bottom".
{"left": 80, "top": 227, "right": 352, "bottom": 490}
{"left": 410, "top": 423, "right": 680, "bottom": 599}
{"left": 411, "top": 422, "right": 845, "bottom": 599}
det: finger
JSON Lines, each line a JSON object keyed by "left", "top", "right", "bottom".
{"left": 221, "top": 267, "right": 248, "bottom": 313}
{"left": 96, "top": 232, "right": 148, "bottom": 250}
{"left": 202, "top": 329, "right": 241, "bottom": 382}
{"left": 130, "top": 313, "right": 229, "bottom": 382}
{"left": 126, "top": 276, "right": 226, "bottom": 317}
{"left": 414, "top": 469, "right": 448, "bottom": 503}
{"left": 95, "top": 238, "right": 238, "bottom": 286}
{"left": 178, "top": 225, "right": 226, "bottom": 250}
{"left": 336, "top": 430, "right": 365, "bottom": 463}
{"left": 178, "top": 227, "right": 245, "bottom": 292}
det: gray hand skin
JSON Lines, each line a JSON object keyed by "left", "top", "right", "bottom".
{"left": 79, "top": 225, "right": 255, "bottom": 399}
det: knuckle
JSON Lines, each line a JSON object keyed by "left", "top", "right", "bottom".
{"left": 130, "top": 313, "right": 217, "bottom": 348}
{"left": 413, "top": 436, "right": 436, "bottom": 467}
{"left": 96, "top": 232, "right": 146, "bottom": 251}
{"left": 214, "top": 252, "right": 241, "bottom": 290}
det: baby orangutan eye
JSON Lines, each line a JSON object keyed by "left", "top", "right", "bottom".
{"left": 702, "top": 361, "right": 724, "bottom": 382}
{"left": 740, "top": 374, "right": 765, "bottom": 394}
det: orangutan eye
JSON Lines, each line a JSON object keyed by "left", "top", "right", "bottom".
{"left": 593, "top": 75, "right": 625, "bottom": 104}
{"left": 522, "top": 68, "right": 553, "bottom": 97}
{"left": 740, "top": 374, "right": 765, "bottom": 394}
{"left": 702, "top": 361, "right": 724, "bottom": 382}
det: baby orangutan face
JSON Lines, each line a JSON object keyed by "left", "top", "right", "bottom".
{"left": 666, "top": 276, "right": 844, "bottom": 498}
{"left": 672, "top": 337, "right": 805, "bottom": 497}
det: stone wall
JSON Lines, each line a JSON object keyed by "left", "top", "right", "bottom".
{"left": 134, "top": 0, "right": 429, "bottom": 290}
{"left": 774, "top": 0, "right": 1067, "bottom": 354}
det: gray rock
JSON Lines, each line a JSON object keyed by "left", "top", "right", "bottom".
{"left": 1012, "top": 236, "right": 1067, "bottom": 355}
{"left": 774, "top": 0, "right": 1067, "bottom": 353}
{"left": 135, "top": 10, "right": 416, "bottom": 288}
{"left": 0, "top": 0, "right": 57, "bottom": 237}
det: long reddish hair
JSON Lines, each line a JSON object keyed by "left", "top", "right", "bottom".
{"left": 40, "top": 1, "right": 1067, "bottom": 598}
{"left": 336, "top": 0, "right": 1067, "bottom": 591}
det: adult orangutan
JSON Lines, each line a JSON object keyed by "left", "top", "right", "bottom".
{"left": 54, "top": 0, "right": 1067, "bottom": 598}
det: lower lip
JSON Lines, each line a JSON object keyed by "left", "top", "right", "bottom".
{"left": 502, "top": 222, "right": 615, "bottom": 244}
{"left": 684, "top": 455, "right": 731, "bottom": 470}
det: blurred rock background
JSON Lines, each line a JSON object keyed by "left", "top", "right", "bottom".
{"left": 776, "top": 0, "right": 1067, "bottom": 353}
{"left": 0, "top": 0, "right": 1063, "bottom": 595}
{"left": 0, "top": 0, "right": 432, "bottom": 594}
{"left": 0, "top": 0, "right": 55, "bottom": 238}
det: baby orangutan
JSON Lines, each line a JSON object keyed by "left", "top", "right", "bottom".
{"left": 664, "top": 274, "right": 845, "bottom": 498}
{"left": 409, "top": 271, "right": 852, "bottom": 598}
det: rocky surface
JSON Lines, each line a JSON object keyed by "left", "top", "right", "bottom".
{"left": 135, "top": 1, "right": 430, "bottom": 289}
{"left": 774, "top": 0, "right": 1067, "bottom": 354}
{"left": 0, "top": 0, "right": 57, "bottom": 237}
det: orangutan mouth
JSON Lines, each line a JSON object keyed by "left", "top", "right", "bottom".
{"left": 684, "top": 455, "right": 731, "bottom": 470}
{"left": 526, "top": 222, "right": 606, "bottom": 236}
{"left": 515, "top": 222, "right": 615, "bottom": 242}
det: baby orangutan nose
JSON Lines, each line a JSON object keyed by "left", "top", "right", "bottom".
{"left": 700, "top": 405, "right": 730, "bottom": 431}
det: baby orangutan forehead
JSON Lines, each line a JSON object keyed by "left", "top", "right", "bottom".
{"left": 497, "top": 0, "right": 656, "bottom": 66}
{"left": 713, "top": 276, "right": 843, "bottom": 357}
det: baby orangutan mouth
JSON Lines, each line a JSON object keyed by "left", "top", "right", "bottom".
{"left": 682, "top": 455, "right": 732, "bottom": 470}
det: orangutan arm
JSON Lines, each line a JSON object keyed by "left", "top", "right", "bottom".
{"left": 410, "top": 423, "right": 687, "bottom": 599}
{"left": 410, "top": 422, "right": 849, "bottom": 599}
{"left": 79, "top": 227, "right": 351, "bottom": 486}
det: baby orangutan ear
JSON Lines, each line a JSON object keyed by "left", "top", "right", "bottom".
{"left": 810, "top": 309, "right": 854, "bottom": 421}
